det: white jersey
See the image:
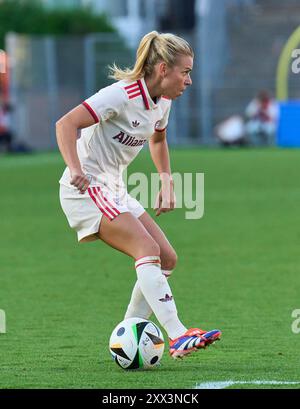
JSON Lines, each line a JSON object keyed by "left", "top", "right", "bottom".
{"left": 59, "top": 77, "right": 172, "bottom": 190}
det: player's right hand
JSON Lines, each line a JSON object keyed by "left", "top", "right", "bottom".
{"left": 70, "top": 171, "right": 92, "bottom": 194}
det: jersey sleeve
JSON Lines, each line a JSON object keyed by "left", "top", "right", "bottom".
{"left": 155, "top": 99, "right": 172, "bottom": 132}
{"left": 82, "top": 84, "right": 127, "bottom": 124}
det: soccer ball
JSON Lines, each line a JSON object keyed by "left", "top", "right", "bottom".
{"left": 109, "top": 317, "right": 165, "bottom": 370}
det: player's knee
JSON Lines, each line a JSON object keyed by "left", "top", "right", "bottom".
{"left": 139, "top": 238, "right": 160, "bottom": 258}
{"left": 162, "top": 249, "right": 177, "bottom": 271}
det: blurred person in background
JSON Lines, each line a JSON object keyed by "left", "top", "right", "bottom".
{"left": 215, "top": 115, "right": 247, "bottom": 147}
{"left": 0, "top": 102, "right": 13, "bottom": 153}
{"left": 245, "top": 90, "right": 278, "bottom": 146}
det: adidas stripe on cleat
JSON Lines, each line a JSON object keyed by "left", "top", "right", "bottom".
{"left": 169, "top": 328, "right": 221, "bottom": 359}
{"left": 201, "top": 329, "right": 222, "bottom": 346}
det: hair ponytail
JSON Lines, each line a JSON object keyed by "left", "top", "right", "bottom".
{"left": 109, "top": 31, "right": 193, "bottom": 82}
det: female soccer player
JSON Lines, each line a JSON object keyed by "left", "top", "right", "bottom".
{"left": 57, "top": 31, "right": 221, "bottom": 359}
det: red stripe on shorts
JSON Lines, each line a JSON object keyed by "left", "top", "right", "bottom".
{"left": 96, "top": 187, "right": 121, "bottom": 217}
{"left": 93, "top": 187, "right": 119, "bottom": 220}
{"left": 88, "top": 187, "right": 114, "bottom": 221}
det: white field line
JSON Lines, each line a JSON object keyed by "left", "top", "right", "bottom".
{"left": 195, "top": 380, "right": 300, "bottom": 389}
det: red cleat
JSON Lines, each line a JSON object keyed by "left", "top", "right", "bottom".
{"left": 169, "top": 328, "right": 221, "bottom": 359}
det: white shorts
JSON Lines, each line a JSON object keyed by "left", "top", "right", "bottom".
{"left": 59, "top": 183, "right": 145, "bottom": 242}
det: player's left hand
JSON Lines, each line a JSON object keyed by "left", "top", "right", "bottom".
{"left": 154, "top": 181, "right": 176, "bottom": 216}
{"left": 70, "top": 171, "right": 93, "bottom": 194}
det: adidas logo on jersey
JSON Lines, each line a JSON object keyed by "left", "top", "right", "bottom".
{"left": 132, "top": 120, "right": 140, "bottom": 128}
{"left": 113, "top": 131, "right": 147, "bottom": 147}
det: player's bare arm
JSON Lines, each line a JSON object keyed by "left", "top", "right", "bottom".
{"left": 149, "top": 129, "right": 175, "bottom": 216}
{"left": 56, "top": 104, "right": 95, "bottom": 193}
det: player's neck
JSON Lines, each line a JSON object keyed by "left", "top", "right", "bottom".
{"left": 144, "top": 76, "right": 163, "bottom": 102}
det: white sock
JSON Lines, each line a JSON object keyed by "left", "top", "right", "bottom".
{"left": 124, "top": 281, "right": 152, "bottom": 320}
{"left": 135, "top": 256, "right": 186, "bottom": 340}
{"left": 124, "top": 270, "right": 173, "bottom": 320}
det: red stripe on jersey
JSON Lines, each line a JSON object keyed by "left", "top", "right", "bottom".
{"left": 127, "top": 87, "right": 140, "bottom": 95}
{"left": 82, "top": 102, "right": 99, "bottom": 123}
{"left": 88, "top": 188, "right": 113, "bottom": 220}
{"left": 129, "top": 92, "right": 141, "bottom": 100}
{"left": 162, "top": 95, "right": 171, "bottom": 100}
{"left": 96, "top": 187, "right": 121, "bottom": 217}
{"left": 125, "top": 82, "right": 138, "bottom": 90}
{"left": 155, "top": 127, "right": 166, "bottom": 133}
{"left": 137, "top": 79, "right": 150, "bottom": 110}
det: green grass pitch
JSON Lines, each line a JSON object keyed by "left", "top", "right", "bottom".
{"left": 0, "top": 148, "right": 300, "bottom": 389}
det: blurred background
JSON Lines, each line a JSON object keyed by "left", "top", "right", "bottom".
{"left": 0, "top": 0, "right": 300, "bottom": 152}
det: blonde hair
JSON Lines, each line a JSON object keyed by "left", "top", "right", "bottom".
{"left": 109, "top": 31, "right": 194, "bottom": 81}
